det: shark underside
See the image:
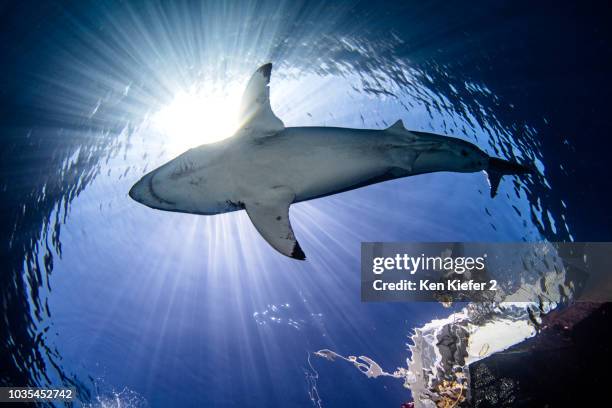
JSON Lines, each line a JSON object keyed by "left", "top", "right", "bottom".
{"left": 129, "top": 63, "right": 530, "bottom": 260}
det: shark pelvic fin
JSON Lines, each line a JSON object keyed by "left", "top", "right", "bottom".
{"left": 238, "top": 63, "right": 285, "bottom": 135}
{"left": 244, "top": 186, "right": 305, "bottom": 260}
{"left": 386, "top": 119, "right": 406, "bottom": 133}
{"left": 485, "top": 169, "right": 504, "bottom": 198}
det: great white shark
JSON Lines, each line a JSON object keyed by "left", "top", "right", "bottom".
{"left": 129, "top": 63, "right": 530, "bottom": 260}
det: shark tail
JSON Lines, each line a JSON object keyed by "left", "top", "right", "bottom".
{"left": 485, "top": 157, "right": 532, "bottom": 198}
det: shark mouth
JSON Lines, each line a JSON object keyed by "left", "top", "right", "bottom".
{"left": 147, "top": 175, "right": 176, "bottom": 207}
{"left": 128, "top": 173, "right": 176, "bottom": 209}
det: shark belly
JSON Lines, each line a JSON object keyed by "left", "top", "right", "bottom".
{"left": 237, "top": 127, "right": 395, "bottom": 203}
{"left": 292, "top": 153, "right": 393, "bottom": 202}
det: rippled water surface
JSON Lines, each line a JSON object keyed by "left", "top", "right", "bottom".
{"left": 1, "top": 1, "right": 610, "bottom": 406}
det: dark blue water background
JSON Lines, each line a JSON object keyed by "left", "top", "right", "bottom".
{"left": 1, "top": 1, "right": 610, "bottom": 407}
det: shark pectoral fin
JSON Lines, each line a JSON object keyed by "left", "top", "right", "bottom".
{"left": 244, "top": 187, "right": 305, "bottom": 260}
{"left": 238, "top": 63, "right": 285, "bottom": 135}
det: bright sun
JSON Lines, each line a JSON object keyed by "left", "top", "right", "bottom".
{"left": 153, "top": 83, "right": 243, "bottom": 154}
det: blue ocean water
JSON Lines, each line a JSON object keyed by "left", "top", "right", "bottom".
{"left": 1, "top": 0, "right": 610, "bottom": 407}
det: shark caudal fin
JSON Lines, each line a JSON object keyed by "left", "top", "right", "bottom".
{"left": 485, "top": 157, "right": 532, "bottom": 198}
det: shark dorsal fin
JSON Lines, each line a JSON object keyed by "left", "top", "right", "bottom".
{"left": 386, "top": 119, "right": 406, "bottom": 132}
{"left": 238, "top": 63, "right": 285, "bottom": 135}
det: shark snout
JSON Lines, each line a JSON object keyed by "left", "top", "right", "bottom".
{"left": 129, "top": 173, "right": 168, "bottom": 207}
{"left": 128, "top": 174, "right": 150, "bottom": 203}
{"left": 129, "top": 168, "right": 179, "bottom": 211}
{"left": 128, "top": 182, "right": 138, "bottom": 200}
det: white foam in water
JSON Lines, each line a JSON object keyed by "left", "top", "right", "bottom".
{"left": 465, "top": 316, "right": 536, "bottom": 365}
{"left": 304, "top": 352, "right": 324, "bottom": 408}
{"left": 253, "top": 302, "right": 324, "bottom": 330}
{"left": 315, "top": 242, "right": 573, "bottom": 407}
{"left": 82, "top": 378, "right": 148, "bottom": 408}
{"left": 253, "top": 303, "right": 304, "bottom": 330}
{"left": 315, "top": 303, "right": 543, "bottom": 407}
{"left": 83, "top": 388, "right": 148, "bottom": 408}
